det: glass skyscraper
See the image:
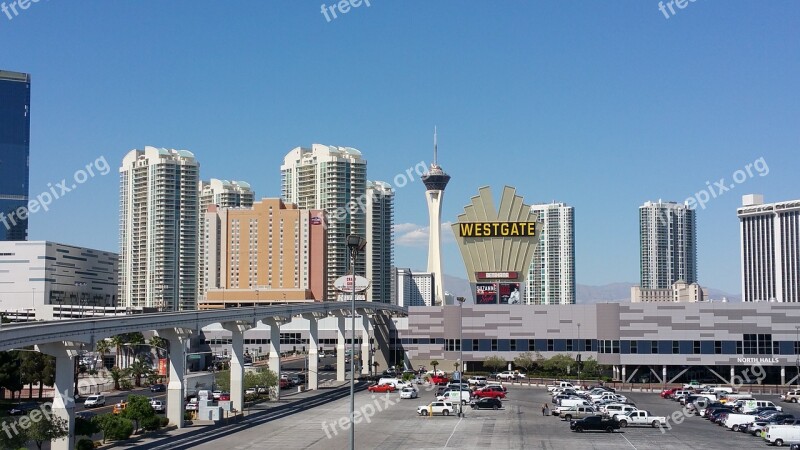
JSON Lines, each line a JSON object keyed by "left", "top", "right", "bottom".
{"left": 0, "top": 70, "right": 31, "bottom": 241}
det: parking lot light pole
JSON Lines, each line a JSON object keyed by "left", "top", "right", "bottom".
{"left": 456, "top": 296, "right": 465, "bottom": 417}
{"left": 346, "top": 234, "right": 367, "bottom": 450}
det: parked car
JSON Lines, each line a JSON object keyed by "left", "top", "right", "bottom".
{"left": 185, "top": 398, "right": 198, "bottom": 411}
{"left": 150, "top": 384, "right": 166, "bottom": 392}
{"left": 496, "top": 371, "right": 517, "bottom": 381}
{"left": 612, "top": 410, "right": 666, "bottom": 428}
{"left": 245, "top": 388, "right": 257, "bottom": 395}
{"left": 321, "top": 364, "right": 334, "bottom": 371}
{"left": 473, "top": 386, "right": 506, "bottom": 399}
{"left": 660, "top": 388, "right": 677, "bottom": 399}
{"left": 470, "top": 397, "right": 503, "bottom": 410}
{"left": 417, "top": 401, "right": 454, "bottom": 416}
{"left": 781, "top": 390, "right": 800, "bottom": 403}
{"left": 7, "top": 403, "right": 40, "bottom": 416}
{"left": 764, "top": 424, "right": 800, "bottom": 447}
{"left": 467, "top": 376, "right": 488, "bottom": 386}
{"left": 212, "top": 390, "right": 222, "bottom": 399}
{"left": 569, "top": 415, "right": 621, "bottom": 433}
{"left": 559, "top": 405, "right": 597, "bottom": 421}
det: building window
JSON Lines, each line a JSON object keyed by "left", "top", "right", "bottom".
{"left": 473, "top": 340, "right": 479, "bottom": 351}
{"left": 491, "top": 339, "right": 498, "bottom": 351}
{"left": 630, "top": 341, "right": 638, "bottom": 354}
{"left": 651, "top": 341, "right": 658, "bottom": 354}
{"left": 743, "top": 334, "right": 757, "bottom": 354}
{"left": 566, "top": 339, "right": 573, "bottom": 352}
{"left": 547, "top": 339, "right": 554, "bottom": 352}
{"left": 527, "top": 340, "right": 535, "bottom": 352}
{"left": 795, "top": 341, "right": 800, "bottom": 355}
{"left": 672, "top": 341, "right": 680, "bottom": 354}
{"left": 736, "top": 341, "right": 743, "bottom": 354}
{"left": 612, "top": 340, "right": 619, "bottom": 354}
{"left": 714, "top": 341, "right": 722, "bottom": 355}
{"left": 773, "top": 341, "right": 780, "bottom": 355}
{"left": 693, "top": 341, "right": 701, "bottom": 355}
{"left": 510, "top": 340, "right": 517, "bottom": 351}
{"left": 758, "top": 334, "right": 772, "bottom": 355}
{"left": 585, "top": 339, "right": 593, "bottom": 352}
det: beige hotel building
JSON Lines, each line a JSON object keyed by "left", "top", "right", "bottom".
{"left": 200, "top": 198, "right": 327, "bottom": 309}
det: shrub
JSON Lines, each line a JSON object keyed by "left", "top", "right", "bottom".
{"left": 120, "top": 379, "right": 133, "bottom": 390}
{"left": 159, "top": 417, "right": 170, "bottom": 428}
{"left": 184, "top": 412, "right": 193, "bottom": 421}
{"left": 141, "top": 415, "right": 161, "bottom": 431}
{"left": 102, "top": 416, "right": 133, "bottom": 441}
{"left": 75, "top": 438, "right": 95, "bottom": 450}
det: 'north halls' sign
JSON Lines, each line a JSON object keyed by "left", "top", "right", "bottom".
{"left": 458, "top": 222, "right": 536, "bottom": 238}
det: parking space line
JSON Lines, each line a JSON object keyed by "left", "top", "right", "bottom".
{"left": 619, "top": 432, "right": 639, "bottom": 449}
{"left": 443, "top": 416, "right": 464, "bottom": 448}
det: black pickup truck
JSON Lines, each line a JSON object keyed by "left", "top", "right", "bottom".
{"left": 569, "top": 415, "right": 621, "bottom": 433}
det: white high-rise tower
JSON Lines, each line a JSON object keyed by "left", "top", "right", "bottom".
{"left": 422, "top": 128, "right": 450, "bottom": 306}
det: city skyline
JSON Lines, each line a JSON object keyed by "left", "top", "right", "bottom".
{"left": 4, "top": 2, "right": 798, "bottom": 295}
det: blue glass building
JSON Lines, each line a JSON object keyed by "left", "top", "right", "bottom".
{"left": 0, "top": 70, "right": 30, "bottom": 241}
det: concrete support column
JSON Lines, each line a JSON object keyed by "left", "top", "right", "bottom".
{"left": 37, "top": 343, "right": 76, "bottom": 450}
{"left": 305, "top": 315, "right": 319, "bottom": 390}
{"left": 336, "top": 315, "right": 346, "bottom": 382}
{"left": 361, "top": 315, "right": 371, "bottom": 376}
{"left": 266, "top": 318, "right": 282, "bottom": 400}
{"left": 663, "top": 365, "right": 667, "bottom": 385}
{"left": 157, "top": 329, "right": 187, "bottom": 429}
{"left": 222, "top": 322, "right": 248, "bottom": 415}
{"left": 782, "top": 366, "right": 786, "bottom": 385}
{"left": 730, "top": 366, "right": 736, "bottom": 386}
{"left": 622, "top": 366, "right": 627, "bottom": 383}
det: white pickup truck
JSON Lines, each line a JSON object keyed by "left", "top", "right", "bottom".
{"left": 547, "top": 381, "right": 575, "bottom": 392}
{"left": 612, "top": 410, "right": 666, "bottom": 428}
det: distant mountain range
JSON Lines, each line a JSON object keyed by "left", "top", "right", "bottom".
{"left": 440, "top": 275, "right": 741, "bottom": 304}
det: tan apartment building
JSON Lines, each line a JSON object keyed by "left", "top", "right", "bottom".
{"left": 200, "top": 198, "right": 327, "bottom": 309}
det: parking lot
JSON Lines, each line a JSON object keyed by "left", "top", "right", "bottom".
{"left": 189, "top": 384, "right": 800, "bottom": 450}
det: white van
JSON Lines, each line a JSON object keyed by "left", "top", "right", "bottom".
{"left": 741, "top": 400, "right": 781, "bottom": 414}
{"left": 559, "top": 398, "right": 592, "bottom": 408}
{"left": 724, "top": 413, "right": 756, "bottom": 431}
{"left": 84, "top": 394, "right": 105, "bottom": 408}
{"left": 707, "top": 386, "right": 735, "bottom": 394}
{"left": 378, "top": 378, "right": 402, "bottom": 387}
{"left": 764, "top": 424, "right": 800, "bottom": 447}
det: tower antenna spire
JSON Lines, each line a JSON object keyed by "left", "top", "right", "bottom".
{"left": 433, "top": 126, "right": 438, "bottom": 166}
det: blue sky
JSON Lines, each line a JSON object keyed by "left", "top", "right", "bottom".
{"left": 3, "top": 1, "right": 798, "bottom": 295}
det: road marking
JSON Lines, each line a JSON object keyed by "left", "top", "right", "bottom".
{"left": 443, "top": 416, "right": 463, "bottom": 448}
{"left": 619, "top": 431, "right": 638, "bottom": 449}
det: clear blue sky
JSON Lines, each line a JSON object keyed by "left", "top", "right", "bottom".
{"left": 3, "top": 1, "right": 798, "bottom": 295}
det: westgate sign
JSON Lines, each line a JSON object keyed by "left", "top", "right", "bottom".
{"left": 458, "top": 222, "right": 536, "bottom": 238}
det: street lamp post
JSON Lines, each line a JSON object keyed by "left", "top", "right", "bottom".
{"left": 456, "top": 296, "right": 465, "bottom": 417}
{"left": 346, "top": 234, "right": 366, "bottom": 450}
{"left": 796, "top": 326, "right": 799, "bottom": 387}
{"left": 577, "top": 323, "right": 582, "bottom": 385}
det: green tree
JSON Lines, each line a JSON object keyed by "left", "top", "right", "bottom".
{"left": 75, "top": 438, "right": 95, "bottom": 450}
{"left": 109, "top": 335, "right": 125, "bottom": 369}
{"left": 19, "top": 351, "right": 46, "bottom": 398}
{"left": 483, "top": 356, "right": 506, "bottom": 374}
{"left": 430, "top": 360, "right": 439, "bottom": 374}
{"left": 26, "top": 412, "right": 69, "bottom": 450}
{"left": 0, "top": 350, "right": 23, "bottom": 400}
{"left": 121, "top": 394, "right": 155, "bottom": 433}
{"left": 148, "top": 336, "right": 169, "bottom": 358}
{"left": 513, "top": 351, "right": 537, "bottom": 377}
{"left": 255, "top": 368, "right": 277, "bottom": 390}
{"left": 141, "top": 415, "right": 161, "bottom": 431}
{"left": 109, "top": 367, "right": 126, "bottom": 391}
{"left": 146, "top": 370, "right": 160, "bottom": 386}
{"left": 95, "top": 338, "right": 111, "bottom": 370}
{"left": 128, "top": 356, "right": 151, "bottom": 387}
{"left": 75, "top": 415, "right": 100, "bottom": 438}
{"left": 215, "top": 369, "right": 230, "bottom": 392}
{"left": 540, "top": 354, "right": 575, "bottom": 376}
{"left": 94, "top": 414, "right": 133, "bottom": 443}
{"left": 0, "top": 418, "right": 28, "bottom": 449}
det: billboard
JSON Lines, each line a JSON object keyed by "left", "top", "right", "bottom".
{"left": 476, "top": 283, "right": 497, "bottom": 304}
{"left": 158, "top": 358, "right": 168, "bottom": 376}
{"left": 499, "top": 283, "right": 521, "bottom": 304}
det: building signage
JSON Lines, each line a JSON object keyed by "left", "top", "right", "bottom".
{"left": 476, "top": 283, "right": 497, "bottom": 304}
{"left": 458, "top": 222, "right": 536, "bottom": 238}
{"left": 476, "top": 272, "right": 518, "bottom": 280}
{"left": 736, "top": 357, "right": 781, "bottom": 364}
{"left": 310, "top": 216, "right": 323, "bottom": 225}
{"left": 499, "top": 283, "right": 521, "bottom": 304}
{"left": 334, "top": 275, "right": 371, "bottom": 293}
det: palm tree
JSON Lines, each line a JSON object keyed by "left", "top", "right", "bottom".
{"left": 125, "top": 333, "right": 145, "bottom": 367}
{"left": 95, "top": 339, "right": 111, "bottom": 371}
{"left": 430, "top": 360, "right": 439, "bottom": 375}
{"left": 109, "top": 335, "right": 125, "bottom": 369}
{"left": 128, "top": 356, "right": 151, "bottom": 387}
{"left": 109, "top": 367, "right": 125, "bottom": 391}
{"left": 148, "top": 336, "right": 169, "bottom": 357}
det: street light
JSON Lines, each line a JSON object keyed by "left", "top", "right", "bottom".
{"left": 456, "top": 296, "right": 465, "bottom": 417}
{"left": 346, "top": 233, "right": 366, "bottom": 450}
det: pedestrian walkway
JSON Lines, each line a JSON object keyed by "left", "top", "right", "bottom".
{"left": 102, "top": 381, "right": 352, "bottom": 449}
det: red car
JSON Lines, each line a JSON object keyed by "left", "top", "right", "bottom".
{"left": 367, "top": 384, "right": 396, "bottom": 393}
{"left": 660, "top": 388, "right": 677, "bottom": 399}
{"left": 474, "top": 386, "right": 506, "bottom": 399}
{"left": 430, "top": 375, "right": 449, "bottom": 386}
{"left": 279, "top": 379, "right": 290, "bottom": 389}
